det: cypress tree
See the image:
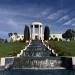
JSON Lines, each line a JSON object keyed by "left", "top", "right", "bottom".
{"left": 24, "top": 25, "right": 30, "bottom": 42}
{"left": 44, "top": 26, "right": 50, "bottom": 40}
{"left": 28, "top": 26, "right": 30, "bottom": 40}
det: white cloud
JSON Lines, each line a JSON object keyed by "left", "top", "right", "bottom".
{"left": 47, "top": 10, "right": 63, "bottom": 20}
{"left": 0, "top": 8, "right": 31, "bottom": 17}
{"left": 0, "top": 7, "right": 53, "bottom": 19}
{"left": 56, "top": 15, "right": 70, "bottom": 23}
{"left": 0, "top": 9, "right": 19, "bottom": 16}
{"left": 35, "top": 8, "right": 52, "bottom": 18}
{"left": 0, "top": 31, "right": 8, "bottom": 39}
{"left": 42, "top": 9, "right": 50, "bottom": 15}
{"left": 47, "top": 9, "right": 69, "bottom": 20}
{"left": 63, "top": 18, "right": 75, "bottom": 26}
{"left": 7, "top": 19, "right": 18, "bottom": 28}
{"left": 72, "top": 23, "right": 75, "bottom": 26}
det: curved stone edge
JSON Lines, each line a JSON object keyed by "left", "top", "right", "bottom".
{"left": 42, "top": 40, "right": 58, "bottom": 56}
{"left": 17, "top": 40, "right": 31, "bottom": 57}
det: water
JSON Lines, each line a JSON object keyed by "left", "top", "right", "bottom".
{"left": 12, "top": 56, "right": 63, "bottom": 69}
{"left": 23, "top": 40, "right": 54, "bottom": 57}
{"left": 12, "top": 40, "right": 62, "bottom": 69}
{"left": 0, "top": 69, "right": 75, "bottom": 75}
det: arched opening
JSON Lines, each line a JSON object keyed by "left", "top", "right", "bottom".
{"left": 31, "top": 22, "right": 43, "bottom": 40}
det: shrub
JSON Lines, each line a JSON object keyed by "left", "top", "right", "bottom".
{"left": 54, "top": 38, "right": 58, "bottom": 41}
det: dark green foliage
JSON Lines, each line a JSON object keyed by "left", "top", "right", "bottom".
{"left": 44, "top": 26, "right": 50, "bottom": 40}
{"left": 8, "top": 32, "right": 17, "bottom": 37}
{"left": 0, "top": 38, "right": 4, "bottom": 43}
{"left": 62, "top": 29, "right": 75, "bottom": 40}
{"left": 8, "top": 33, "right": 13, "bottom": 37}
{"left": 14, "top": 32, "right": 17, "bottom": 36}
{"left": 59, "top": 39, "right": 62, "bottom": 41}
{"left": 54, "top": 38, "right": 58, "bottom": 41}
{"left": 24, "top": 25, "right": 30, "bottom": 41}
{"left": 4, "top": 39, "right": 8, "bottom": 43}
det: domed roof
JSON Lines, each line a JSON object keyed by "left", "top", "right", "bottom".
{"left": 32, "top": 22, "right": 42, "bottom": 25}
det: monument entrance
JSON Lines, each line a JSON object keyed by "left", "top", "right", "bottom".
{"left": 35, "top": 35, "right": 39, "bottom": 40}
{"left": 31, "top": 22, "right": 43, "bottom": 40}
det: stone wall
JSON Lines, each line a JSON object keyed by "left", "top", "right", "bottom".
{"left": 72, "top": 57, "right": 75, "bottom": 69}
{"left": 61, "top": 57, "right": 73, "bottom": 70}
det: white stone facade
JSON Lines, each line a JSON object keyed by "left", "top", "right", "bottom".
{"left": 9, "top": 33, "right": 62, "bottom": 42}
{"left": 9, "top": 34, "right": 24, "bottom": 42}
{"left": 49, "top": 34, "right": 62, "bottom": 40}
{"left": 9, "top": 22, "right": 63, "bottom": 42}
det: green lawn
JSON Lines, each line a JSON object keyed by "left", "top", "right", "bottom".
{"left": 47, "top": 41, "right": 75, "bottom": 56}
{"left": 0, "top": 42, "right": 27, "bottom": 57}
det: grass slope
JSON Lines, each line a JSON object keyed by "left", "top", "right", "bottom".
{"left": 0, "top": 42, "right": 27, "bottom": 57}
{"left": 48, "top": 41, "right": 75, "bottom": 56}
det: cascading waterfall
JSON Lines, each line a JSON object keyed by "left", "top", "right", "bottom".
{"left": 11, "top": 40, "right": 64, "bottom": 69}
{"left": 0, "top": 40, "right": 74, "bottom": 75}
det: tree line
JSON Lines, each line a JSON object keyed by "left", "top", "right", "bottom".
{"left": 62, "top": 29, "right": 75, "bottom": 41}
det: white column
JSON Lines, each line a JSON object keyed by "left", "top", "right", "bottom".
{"left": 33, "top": 25, "right": 35, "bottom": 40}
{"left": 34, "top": 25, "right": 35, "bottom": 39}
{"left": 39, "top": 25, "right": 40, "bottom": 40}
{"left": 33, "top": 25, "right": 34, "bottom": 33}
{"left": 0, "top": 57, "right": 5, "bottom": 66}
{"left": 30, "top": 27, "right": 32, "bottom": 40}
{"left": 41, "top": 26, "right": 42, "bottom": 40}
{"left": 30, "top": 28, "right": 32, "bottom": 40}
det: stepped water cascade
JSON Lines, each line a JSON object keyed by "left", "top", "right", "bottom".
{"left": 11, "top": 40, "right": 63, "bottom": 69}
{"left": 0, "top": 40, "right": 75, "bottom": 75}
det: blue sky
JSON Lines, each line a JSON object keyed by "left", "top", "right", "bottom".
{"left": 0, "top": 0, "right": 75, "bottom": 39}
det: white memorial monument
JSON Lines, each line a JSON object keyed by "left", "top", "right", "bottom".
{"left": 9, "top": 22, "right": 62, "bottom": 42}
{"left": 31, "top": 22, "right": 43, "bottom": 40}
